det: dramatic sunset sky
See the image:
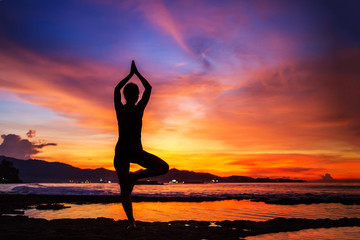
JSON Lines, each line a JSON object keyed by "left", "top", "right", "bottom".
{"left": 1, "top": 0, "right": 359, "bottom": 180}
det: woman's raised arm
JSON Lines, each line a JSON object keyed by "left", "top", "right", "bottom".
{"left": 133, "top": 61, "right": 152, "bottom": 109}
{"left": 114, "top": 63, "right": 134, "bottom": 110}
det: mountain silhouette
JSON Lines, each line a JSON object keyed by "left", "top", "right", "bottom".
{"left": 1, "top": 156, "right": 305, "bottom": 183}
{"left": 1, "top": 156, "right": 118, "bottom": 183}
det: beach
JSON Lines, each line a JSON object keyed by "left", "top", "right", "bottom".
{"left": 1, "top": 215, "right": 359, "bottom": 240}
{"left": 1, "top": 183, "right": 360, "bottom": 239}
{"left": 1, "top": 193, "right": 360, "bottom": 239}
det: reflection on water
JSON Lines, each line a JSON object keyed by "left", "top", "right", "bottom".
{"left": 23, "top": 200, "right": 360, "bottom": 222}
{"left": 245, "top": 227, "right": 360, "bottom": 240}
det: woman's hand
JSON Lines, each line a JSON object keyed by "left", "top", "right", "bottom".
{"left": 131, "top": 60, "right": 138, "bottom": 74}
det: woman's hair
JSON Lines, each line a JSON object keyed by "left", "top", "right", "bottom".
{"left": 124, "top": 83, "right": 139, "bottom": 103}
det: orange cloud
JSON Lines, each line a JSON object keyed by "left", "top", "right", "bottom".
{"left": 0, "top": 41, "right": 119, "bottom": 131}
{"left": 171, "top": 49, "right": 360, "bottom": 156}
{"left": 225, "top": 153, "right": 359, "bottom": 180}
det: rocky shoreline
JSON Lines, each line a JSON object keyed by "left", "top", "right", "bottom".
{"left": 0, "top": 215, "right": 359, "bottom": 240}
{"left": 1, "top": 194, "right": 359, "bottom": 239}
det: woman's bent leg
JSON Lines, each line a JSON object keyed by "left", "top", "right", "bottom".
{"left": 132, "top": 151, "right": 169, "bottom": 181}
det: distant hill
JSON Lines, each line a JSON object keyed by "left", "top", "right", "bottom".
{"left": 145, "top": 168, "right": 218, "bottom": 183}
{"left": 0, "top": 156, "right": 305, "bottom": 183}
{"left": 1, "top": 156, "right": 118, "bottom": 183}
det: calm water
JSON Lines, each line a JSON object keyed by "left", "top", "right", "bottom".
{"left": 2, "top": 182, "right": 359, "bottom": 199}
{"left": 21, "top": 200, "right": 360, "bottom": 222}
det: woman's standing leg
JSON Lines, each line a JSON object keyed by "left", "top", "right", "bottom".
{"left": 115, "top": 160, "right": 136, "bottom": 228}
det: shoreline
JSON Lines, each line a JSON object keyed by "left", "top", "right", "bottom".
{"left": 1, "top": 216, "right": 359, "bottom": 240}
{"left": 1, "top": 194, "right": 359, "bottom": 239}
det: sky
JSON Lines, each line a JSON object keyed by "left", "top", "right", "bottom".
{"left": 0, "top": 0, "right": 359, "bottom": 180}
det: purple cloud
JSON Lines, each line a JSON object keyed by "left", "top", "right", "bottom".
{"left": 26, "top": 130, "right": 36, "bottom": 138}
{"left": 0, "top": 134, "right": 57, "bottom": 159}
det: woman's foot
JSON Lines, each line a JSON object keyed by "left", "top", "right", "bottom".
{"left": 127, "top": 220, "right": 137, "bottom": 229}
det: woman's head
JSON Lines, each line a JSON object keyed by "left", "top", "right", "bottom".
{"left": 124, "top": 83, "right": 139, "bottom": 104}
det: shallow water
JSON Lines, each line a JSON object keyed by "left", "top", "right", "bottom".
{"left": 22, "top": 200, "right": 360, "bottom": 222}
{"left": 245, "top": 226, "right": 360, "bottom": 240}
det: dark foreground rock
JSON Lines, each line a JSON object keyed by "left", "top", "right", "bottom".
{"left": 0, "top": 216, "right": 359, "bottom": 240}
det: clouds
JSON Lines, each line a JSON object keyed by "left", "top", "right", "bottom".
{"left": 224, "top": 153, "right": 359, "bottom": 179}
{"left": 0, "top": 0, "right": 359, "bottom": 178}
{"left": 26, "top": 130, "right": 36, "bottom": 138}
{"left": 0, "top": 41, "right": 120, "bottom": 130}
{"left": 320, "top": 173, "right": 335, "bottom": 182}
{"left": 0, "top": 134, "right": 57, "bottom": 159}
{"left": 184, "top": 48, "right": 360, "bottom": 154}
{"left": 137, "top": 0, "right": 190, "bottom": 53}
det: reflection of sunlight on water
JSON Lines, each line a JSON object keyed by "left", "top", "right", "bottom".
{"left": 23, "top": 200, "right": 360, "bottom": 222}
{"left": 245, "top": 227, "right": 360, "bottom": 240}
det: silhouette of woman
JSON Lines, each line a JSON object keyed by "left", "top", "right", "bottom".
{"left": 114, "top": 61, "right": 169, "bottom": 228}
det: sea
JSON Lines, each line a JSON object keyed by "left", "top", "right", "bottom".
{"left": 1, "top": 182, "right": 360, "bottom": 239}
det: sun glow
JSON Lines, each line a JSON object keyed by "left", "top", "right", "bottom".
{"left": 1, "top": 0, "right": 359, "bottom": 180}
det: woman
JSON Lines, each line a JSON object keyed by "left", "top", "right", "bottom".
{"left": 114, "top": 61, "right": 169, "bottom": 228}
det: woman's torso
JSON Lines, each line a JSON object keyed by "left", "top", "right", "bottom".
{"left": 116, "top": 104, "right": 143, "bottom": 142}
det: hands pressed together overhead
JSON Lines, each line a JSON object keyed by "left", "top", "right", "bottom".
{"left": 131, "top": 60, "right": 139, "bottom": 75}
